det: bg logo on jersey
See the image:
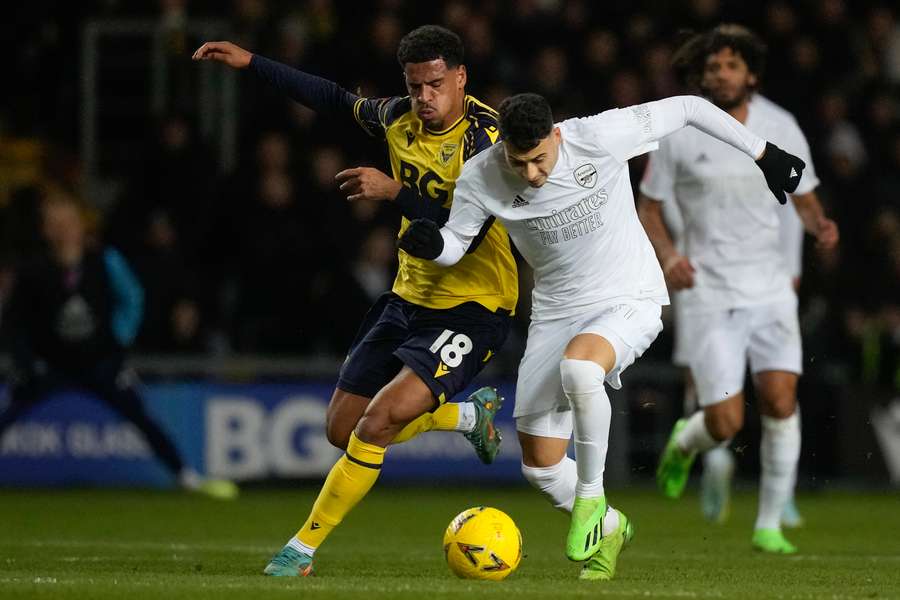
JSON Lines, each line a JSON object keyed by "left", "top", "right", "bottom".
{"left": 399, "top": 160, "right": 450, "bottom": 204}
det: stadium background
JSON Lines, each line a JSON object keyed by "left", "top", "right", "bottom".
{"left": 1, "top": 0, "right": 898, "bottom": 489}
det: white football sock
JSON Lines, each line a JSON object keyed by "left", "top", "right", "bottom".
{"left": 755, "top": 412, "right": 801, "bottom": 530}
{"left": 677, "top": 410, "right": 719, "bottom": 454}
{"left": 455, "top": 402, "right": 477, "bottom": 433}
{"left": 703, "top": 444, "right": 735, "bottom": 476}
{"left": 287, "top": 536, "right": 317, "bottom": 556}
{"left": 521, "top": 456, "right": 577, "bottom": 513}
{"left": 560, "top": 359, "right": 610, "bottom": 499}
{"left": 601, "top": 505, "right": 620, "bottom": 537}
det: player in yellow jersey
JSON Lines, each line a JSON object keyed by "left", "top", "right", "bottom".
{"left": 193, "top": 25, "right": 517, "bottom": 575}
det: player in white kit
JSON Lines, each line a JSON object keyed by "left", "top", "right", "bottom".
{"left": 661, "top": 172, "right": 807, "bottom": 527}
{"left": 398, "top": 90, "right": 807, "bottom": 579}
{"left": 637, "top": 25, "right": 838, "bottom": 554}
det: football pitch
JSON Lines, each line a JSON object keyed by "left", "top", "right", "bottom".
{"left": 1, "top": 485, "right": 897, "bottom": 599}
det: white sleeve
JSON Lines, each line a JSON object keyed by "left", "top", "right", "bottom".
{"left": 435, "top": 171, "right": 493, "bottom": 267}
{"left": 590, "top": 95, "right": 767, "bottom": 163}
{"left": 639, "top": 139, "right": 677, "bottom": 202}
{"left": 649, "top": 95, "right": 767, "bottom": 159}
{"left": 784, "top": 121, "right": 820, "bottom": 196}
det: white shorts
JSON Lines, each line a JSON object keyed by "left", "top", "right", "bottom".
{"left": 514, "top": 298, "right": 664, "bottom": 438}
{"left": 683, "top": 297, "right": 802, "bottom": 408}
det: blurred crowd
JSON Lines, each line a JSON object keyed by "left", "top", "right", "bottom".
{"left": 1, "top": 0, "right": 899, "bottom": 388}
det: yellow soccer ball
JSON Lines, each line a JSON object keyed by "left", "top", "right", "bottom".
{"left": 443, "top": 506, "right": 522, "bottom": 581}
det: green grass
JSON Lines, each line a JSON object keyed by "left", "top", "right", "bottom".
{"left": 1, "top": 486, "right": 898, "bottom": 599}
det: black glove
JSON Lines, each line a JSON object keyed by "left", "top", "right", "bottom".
{"left": 755, "top": 141, "right": 806, "bottom": 205}
{"left": 397, "top": 218, "right": 444, "bottom": 259}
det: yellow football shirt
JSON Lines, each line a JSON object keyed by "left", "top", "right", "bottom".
{"left": 352, "top": 95, "right": 518, "bottom": 314}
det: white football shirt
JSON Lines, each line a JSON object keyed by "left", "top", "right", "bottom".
{"left": 640, "top": 94, "right": 818, "bottom": 313}
{"left": 434, "top": 95, "right": 767, "bottom": 322}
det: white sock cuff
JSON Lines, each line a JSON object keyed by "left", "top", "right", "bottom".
{"left": 559, "top": 359, "right": 606, "bottom": 399}
{"left": 456, "top": 402, "right": 478, "bottom": 432}
{"left": 287, "top": 536, "right": 317, "bottom": 556}
{"left": 761, "top": 412, "right": 800, "bottom": 433}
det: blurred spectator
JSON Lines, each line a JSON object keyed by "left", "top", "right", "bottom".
{"left": 0, "top": 186, "right": 236, "bottom": 497}
{"left": 867, "top": 5, "right": 900, "bottom": 84}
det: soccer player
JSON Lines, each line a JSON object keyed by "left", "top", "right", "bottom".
{"left": 637, "top": 25, "right": 838, "bottom": 553}
{"left": 193, "top": 25, "right": 517, "bottom": 575}
{"left": 398, "top": 91, "right": 806, "bottom": 579}
{"left": 662, "top": 198, "right": 806, "bottom": 527}
{"left": 0, "top": 188, "right": 237, "bottom": 500}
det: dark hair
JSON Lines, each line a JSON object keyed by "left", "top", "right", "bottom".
{"left": 498, "top": 93, "right": 554, "bottom": 151}
{"left": 396, "top": 25, "right": 464, "bottom": 68}
{"left": 672, "top": 24, "right": 767, "bottom": 90}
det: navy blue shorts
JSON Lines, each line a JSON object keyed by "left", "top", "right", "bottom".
{"left": 337, "top": 293, "right": 511, "bottom": 404}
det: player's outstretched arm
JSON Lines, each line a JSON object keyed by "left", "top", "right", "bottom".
{"left": 640, "top": 96, "right": 806, "bottom": 204}
{"left": 193, "top": 40, "right": 358, "bottom": 116}
{"left": 192, "top": 41, "right": 252, "bottom": 68}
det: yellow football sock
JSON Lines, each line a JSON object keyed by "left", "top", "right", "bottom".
{"left": 391, "top": 403, "right": 461, "bottom": 444}
{"left": 295, "top": 432, "right": 385, "bottom": 549}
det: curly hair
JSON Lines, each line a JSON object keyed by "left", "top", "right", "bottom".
{"left": 672, "top": 24, "right": 767, "bottom": 91}
{"left": 396, "top": 25, "right": 464, "bottom": 68}
{"left": 498, "top": 93, "right": 554, "bottom": 151}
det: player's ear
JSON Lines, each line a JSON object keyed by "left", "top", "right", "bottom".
{"left": 748, "top": 72, "right": 758, "bottom": 88}
{"left": 457, "top": 65, "right": 467, "bottom": 89}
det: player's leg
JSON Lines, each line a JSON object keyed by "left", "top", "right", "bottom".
{"left": 677, "top": 316, "right": 737, "bottom": 523}
{"left": 390, "top": 301, "right": 510, "bottom": 462}
{"left": 265, "top": 366, "right": 436, "bottom": 576}
{"left": 682, "top": 365, "right": 736, "bottom": 523}
{"left": 562, "top": 300, "right": 662, "bottom": 565}
{"left": 747, "top": 298, "right": 803, "bottom": 553}
{"left": 779, "top": 405, "right": 805, "bottom": 529}
{"left": 87, "top": 359, "right": 237, "bottom": 500}
{"left": 750, "top": 370, "right": 800, "bottom": 553}
{"left": 517, "top": 414, "right": 577, "bottom": 513}
{"left": 658, "top": 308, "right": 749, "bottom": 498}
{"left": 325, "top": 387, "right": 471, "bottom": 451}
{"left": 326, "top": 294, "right": 490, "bottom": 453}
{"left": 514, "top": 318, "right": 579, "bottom": 514}
{"left": 701, "top": 443, "right": 736, "bottom": 523}
{"left": 559, "top": 332, "right": 615, "bottom": 562}
{"left": 517, "top": 428, "right": 630, "bottom": 581}
{"left": 324, "top": 389, "right": 371, "bottom": 450}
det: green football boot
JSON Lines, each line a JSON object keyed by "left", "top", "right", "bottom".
{"left": 566, "top": 496, "right": 607, "bottom": 561}
{"left": 579, "top": 509, "right": 635, "bottom": 581}
{"left": 752, "top": 528, "right": 798, "bottom": 554}
{"left": 463, "top": 387, "right": 503, "bottom": 464}
{"left": 263, "top": 546, "right": 314, "bottom": 576}
{"left": 196, "top": 478, "right": 239, "bottom": 501}
{"left": 657, "top": 418, "right": 696, "bottom": 499}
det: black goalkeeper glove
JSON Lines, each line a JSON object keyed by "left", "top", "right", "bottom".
{"left": 755, "top": 141, "right": 806, "bottom": 205}
{"left": 397, "top": 218, "right": 444, "bottom": 259}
